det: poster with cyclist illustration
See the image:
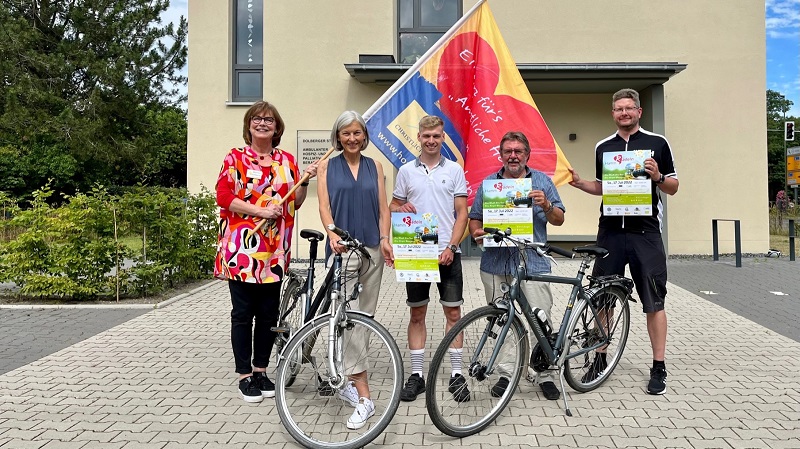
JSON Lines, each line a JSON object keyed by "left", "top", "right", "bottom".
{"left": 391, "top": 212, "right": 441, "bottom": 282}
{"left": 481, "top": 178, "right": 533, "bottom": 247}
{"left": 601, "top": 150, "right": 653, "bottom": 216}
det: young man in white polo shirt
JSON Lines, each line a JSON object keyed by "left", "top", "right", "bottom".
{"left": 390, "top": 115, "right": 470, "bottom": 403}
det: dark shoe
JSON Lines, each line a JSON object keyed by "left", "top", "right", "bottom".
{"left": 448, "top": 374, "right": 471, "bottom": 403}
{"left": 581, "top": 355, "right": 608, "bottom": 383}
{"left": 399, "top": 374, "right": 426, "bottom": 402}
{"left": 239, "top": 376, "right": 264, "bottom": 403}
{"left": 252, "top": 371, "right": 275, "bottom": 398}
{"left": 647, "top": 366, "right": 667, "bottom": 395}
{"left": 540, "top": 381, "right": 560, "bottom": 400}
{"left": 491, "top": 377, "right": 510, "bottom": 398}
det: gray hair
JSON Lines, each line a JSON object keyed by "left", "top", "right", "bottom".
{"left": 499, "top": 131, "right": 531, "bottom": 156}
{"left": 612, "top": 88, "right": 640, "bottom": 108}
{"left": 331, "top": 111, "right": 370, "bottom": 151}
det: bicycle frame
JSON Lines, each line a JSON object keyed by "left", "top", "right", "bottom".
{"left": 292, "top": 226, "right": 371, "bottom": 390}
{"left": 476, "top": 236, "right": 614, "bottom": 378}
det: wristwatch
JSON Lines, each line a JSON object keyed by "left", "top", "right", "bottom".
{"left": 447, "top": 244, "right": 458, "bottom": 253}
{"left": 656, "top": 174, "right": 665, "bottom": 184}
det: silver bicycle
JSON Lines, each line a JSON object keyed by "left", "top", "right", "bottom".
{"left": 275, "top": 224, "right": 403, "bottom": 449}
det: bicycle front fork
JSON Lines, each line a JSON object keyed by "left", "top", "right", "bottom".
{"left": 323, "top": 283, "right": 363, "bottom": 390}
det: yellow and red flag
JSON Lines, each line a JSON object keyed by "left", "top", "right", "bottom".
{"left": 364, "top": 0, "right": 572, "bottom": 205}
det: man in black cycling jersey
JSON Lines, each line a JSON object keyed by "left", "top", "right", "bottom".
{"left": 568, "top": 88, "right": 679, "bottom": 395}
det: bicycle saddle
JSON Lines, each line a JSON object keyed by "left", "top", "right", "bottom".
{"left": 300, "top": 229, "right": 325, "bottom": 241}
{"left": 572, "top": 246, "right": 608, "bottom": 257}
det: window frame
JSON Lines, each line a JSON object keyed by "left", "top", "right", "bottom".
{"left": 397, "top": 0, "right": 462, "bottom": 64}
{"left": 231, "top": 0, "right": 263, "bottom": 103}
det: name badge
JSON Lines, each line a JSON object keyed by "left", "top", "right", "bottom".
{"left": 246, "top": 169, "right": 263, "bottom": 180}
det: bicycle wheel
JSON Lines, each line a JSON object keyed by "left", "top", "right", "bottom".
{"left": 563, "top": 286, "right": 630, "bottom": 392}
{"left": 275, "top": 312, "right": 403, "bottom": 449}
{"left": 275, "top": 275, "right": 304, "bottom": 387}
{"left": 426, "top": 305, "right": 528, "bottom": 438}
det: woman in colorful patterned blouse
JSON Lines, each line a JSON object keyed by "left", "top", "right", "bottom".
{"left": 215, "top": 101, "right": 318, "bottom": 403}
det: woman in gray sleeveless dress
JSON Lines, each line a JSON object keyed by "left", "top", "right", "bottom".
{"left": 317, "top": 110, "right": 394, "bottom": 430}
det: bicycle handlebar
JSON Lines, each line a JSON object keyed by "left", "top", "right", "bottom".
{"left": 483, "top": 227, "right": 575, "bottom": 259}
{"left": 327, "top": 224, "right": 372, "bottom": 261}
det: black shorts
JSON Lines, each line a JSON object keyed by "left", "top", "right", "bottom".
{"left": 592, "top": 229, "right": 667, "bottom": 313}
{"left": 406, "top": 253, "right": 464, "bottom": 308}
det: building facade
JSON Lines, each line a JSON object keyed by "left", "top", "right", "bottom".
{"left": 188, "top": 0, "right": 767, "bottom": 255}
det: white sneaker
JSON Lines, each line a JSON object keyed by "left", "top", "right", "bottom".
{"left": 346, "top": 397, "right": 375, "bottom": 430}
{"left": 337, "top": 381, "right": 359, "bottom": 407}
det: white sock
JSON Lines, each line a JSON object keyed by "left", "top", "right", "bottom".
{"left": 449, "top": 348, "right": 463, "bottom": 377}
{"left": 410, "top": 349, "right": 425, "bottom": 377}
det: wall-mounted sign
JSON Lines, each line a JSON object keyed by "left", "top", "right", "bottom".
{"left": 297, "top": 130, "right": 332, "bottom": 177}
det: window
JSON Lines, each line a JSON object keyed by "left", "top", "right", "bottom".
{"left": 232, "top": 0, "right": 263, "bottom": 102}
{"left": 398, "top": 0, "right": 461, "bottom": 64}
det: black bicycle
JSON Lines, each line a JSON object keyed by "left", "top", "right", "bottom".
{"left": 273, "top": 228, "right": 333, "bottom": 387}
{"left": 274, "top": 225, "right": 403, "bottom": 449}
{"left": 426, "top": 227, "right": 635, "bottom": 437}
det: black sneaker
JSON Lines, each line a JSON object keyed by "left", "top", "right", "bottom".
{"left": 448, "top": 374, "right": 471, "bottom": 403}
{"left": 239, "top": 376, "right": 264, "bottom": 403}
{"left": 647, "top": 366, "right": 667, "bottom": 395}
{"left": 581, "top": 355, "right": 608, "bottom": 383}
{"left": 540, "top": 381, "right": 560, "bottom": 400}
{"left": 490, "top": 377, "right": 510, "bottom": 398}
{"left": 399, "top": 374, "right": 426, "bottom": 401}
{"left": 252, "top": 372, "right": 275, "bottom": 398}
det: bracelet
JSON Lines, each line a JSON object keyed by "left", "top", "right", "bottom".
{"left": 300, "top": 181, "right": 309, "bottom": 187}
{"left": 379, "top": 235, "right": 389, "bottom": 242}
{"left": 543, "top": 202, "right": 554, "bottom": 214}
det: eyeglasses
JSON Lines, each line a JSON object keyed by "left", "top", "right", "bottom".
{"left": 612, "top": 106, "right": 640, "bottom": 114}
{"left": 251, "top": 116, "right": 275, "bottom": 124}
{"left": 501, "top": 148, "right": 526, "bottom": 156}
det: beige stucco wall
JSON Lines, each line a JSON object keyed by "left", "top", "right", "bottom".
{"left": 188, "top": 0, "right": 767, "bottom": 256}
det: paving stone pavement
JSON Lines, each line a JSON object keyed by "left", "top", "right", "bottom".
{"left": 0, "top": 308, "right": 149, "bottom": 375}
{"left": 666, "top": 257, "right": 800, "bottom": 343}
{"left": 1, "top": 258, "right": 799, "bottom": 449}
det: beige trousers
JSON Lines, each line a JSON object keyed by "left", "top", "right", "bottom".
{"left": 328, "top": 245, "right": 385, "bottom": 375}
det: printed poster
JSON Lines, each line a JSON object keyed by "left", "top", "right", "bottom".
{"left": 481, "top": 178, "right": 533, "bottom": 247}
{"left": 601, "top": 150, "right": 653, "bottom": 216}
{"left": 391, "top": 212, "right": 440, "bottom": 283}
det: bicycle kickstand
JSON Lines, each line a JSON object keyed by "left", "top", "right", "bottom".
{"left": 557, "top": 366, "right": 573, "bottom": 417}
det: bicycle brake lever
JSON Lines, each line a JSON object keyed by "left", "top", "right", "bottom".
{"left": 535, "top": 246, "right": 558, "bottom": 266}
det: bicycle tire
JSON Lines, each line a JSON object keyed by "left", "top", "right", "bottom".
{"left": 563, "top": 286, "right": 630, "bottom": 393}
{"left": 426, "top": 305, "right": 528, "bottom": 438}
{"left": 275, "top": 312, "right": 403, "bottom": 449}
{"left": 275, "top": 276, "right": 304, "bottom": 387}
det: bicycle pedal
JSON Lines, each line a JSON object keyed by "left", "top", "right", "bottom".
{"left": 271, "top": 326, "right": 290, "bottom": 334}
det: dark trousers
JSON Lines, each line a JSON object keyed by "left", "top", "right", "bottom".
{"left": 229, "top": 280, "right": 281, "bottom": 374}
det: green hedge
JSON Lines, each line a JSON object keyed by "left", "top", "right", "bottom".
{"left": 0, "top": 185, "right": 217, "bottom": 300}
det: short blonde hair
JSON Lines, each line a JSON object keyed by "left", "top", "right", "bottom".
{"left": 418, "top": 115, "right": 444, "bottom": 130}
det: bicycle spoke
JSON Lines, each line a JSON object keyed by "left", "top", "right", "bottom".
{"left": 563, "top": 287, "right": 630, "bottom": 392}
{"left": 276, "top": 314, "right": 402, "bottom": 449}
{"left": 426, "top": 306, "right": 527, "bottom": 438}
